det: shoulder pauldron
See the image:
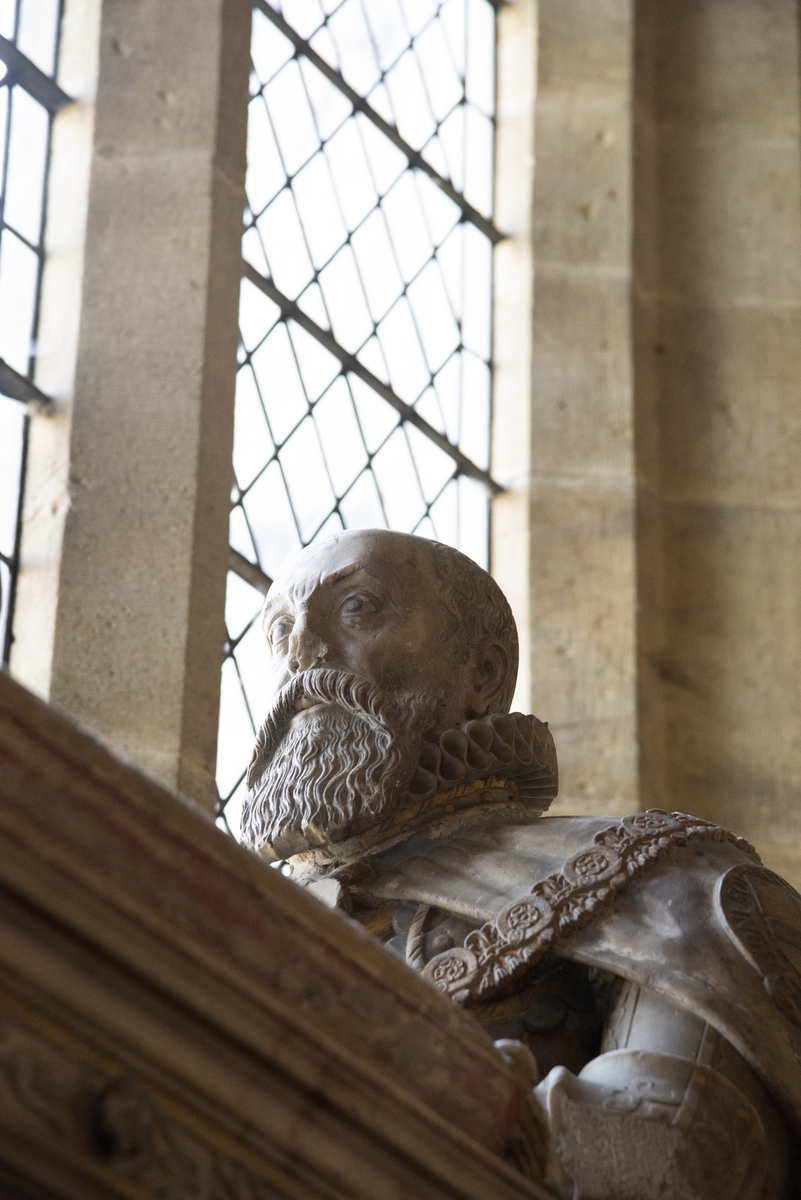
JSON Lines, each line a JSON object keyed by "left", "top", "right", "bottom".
{"left": 421, "top": 809, "right": 759, "bottom": 1004}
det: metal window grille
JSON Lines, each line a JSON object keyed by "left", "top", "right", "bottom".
{"left": 216, "top": 0, "right": 503, "bottom": 833}
{"left": 0, "top": 0, "right": 69, "bottom": 665}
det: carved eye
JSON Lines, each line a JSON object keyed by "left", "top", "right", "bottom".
{"left": 341, "top": 593, "right": 377, "bottom": 618}
{"left": 269, "top": 617, "right": 294, "bottom": 647}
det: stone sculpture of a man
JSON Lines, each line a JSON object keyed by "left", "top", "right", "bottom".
{"left": 242, "top": 529, "right": 801, "bottom": 1200}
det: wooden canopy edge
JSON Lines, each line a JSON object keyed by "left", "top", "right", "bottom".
{"left": 0, "top": 669, "right": 550, "bottom": 1199}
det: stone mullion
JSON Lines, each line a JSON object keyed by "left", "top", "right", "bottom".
{"left": 493, "top": 0, "right": 638, "bottom": 816}
{"left": 11, "top": 0, "right": 251, "bottom": 811}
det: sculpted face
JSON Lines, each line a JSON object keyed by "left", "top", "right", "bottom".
{"left": 261, "top": 529, "right": 492, "bottom": 730}
{"left": 241, "top": 529, "right": 515, "bottom": 858}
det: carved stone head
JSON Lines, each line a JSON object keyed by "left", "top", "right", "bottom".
{"left": 241, "top": 530, "right": 554, "bottom": 859}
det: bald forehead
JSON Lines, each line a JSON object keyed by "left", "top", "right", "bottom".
{"left": 268, "top": 530, "right": 437, "bottom": 604}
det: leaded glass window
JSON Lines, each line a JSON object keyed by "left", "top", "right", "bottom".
{"left": 217, "top": 0, "right": 502, "bottom": 832}
{"left": 0, "top": 0, "right": 69, "bottom": 663}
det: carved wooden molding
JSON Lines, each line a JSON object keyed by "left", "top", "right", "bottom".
{"left": 0, "top": 671, "right": 550, "bottom": 1199}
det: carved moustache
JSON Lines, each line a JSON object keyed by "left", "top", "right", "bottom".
{"left": 246, "top": 668, "right": 388, "bottom": 792}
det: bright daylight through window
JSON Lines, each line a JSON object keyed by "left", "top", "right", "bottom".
{"left": 0, "top": 1, "right": 67, "bottom": 665}
{"left": 216, "top": 0, "right": 501, "bottom": 832}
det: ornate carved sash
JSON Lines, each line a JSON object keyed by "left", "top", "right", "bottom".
{"left": 422, "top": 810, "right": 760, "bottom": 1006}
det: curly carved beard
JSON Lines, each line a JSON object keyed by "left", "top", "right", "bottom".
{"left": 241, "top": 668, "right": 439, "bottom": 858}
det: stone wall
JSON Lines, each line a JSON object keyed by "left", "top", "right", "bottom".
{"left": 11, "top": 0, "right": 251, "bottom": 812}
{"left": 633, "top": 0, "right": 801, "bottom": 883}
{"left": 494, "top": 0, "right": 801, "bottom": 884}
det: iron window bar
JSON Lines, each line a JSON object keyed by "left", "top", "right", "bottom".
{"left": 243, "top": 259, "right": 502, "bottom": 495}
{"left": 0, "top": 13, "right": 71, "bottom": 666}
{"left": 0, "top": 357, "right": 54, "bottom": 408}
{"left": 230, "top": 547, "right": 272, "bottom": 595}
{"left": 0, "top": 34, "right": 71, "bottom": 113}
{"left": 253, "top": 0, "right": 503, "bottom": 248}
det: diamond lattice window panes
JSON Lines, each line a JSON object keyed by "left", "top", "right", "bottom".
{"left": 217, "top": 0, "right": 502, "bottom": 833}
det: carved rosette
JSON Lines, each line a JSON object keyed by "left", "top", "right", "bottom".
{"left": 422, "top": 810, "right": 760, "bottom": 1005}
{"left": 427, "top": 947, "right": 479, "bottom": 993}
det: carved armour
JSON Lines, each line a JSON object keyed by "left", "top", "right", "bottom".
{"left": 337, "top": 809, "right": 801, "bottom": 1156}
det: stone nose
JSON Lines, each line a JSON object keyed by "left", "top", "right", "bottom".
{"left": 286, "top": 618, "right": 329, "bottom": 675}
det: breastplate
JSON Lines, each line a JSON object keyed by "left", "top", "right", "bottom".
{"left": 364, "top": 897, "right": 797, "bottom": 1200}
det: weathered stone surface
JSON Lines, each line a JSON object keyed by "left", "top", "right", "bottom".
{"left": 634, "top": 0, "right": 801, "bottom": 884}
{"left": 11, "top": 0, "right": 250, "bottom": 811}
{"left": 494, "top": 0, "right": 638, "bottom": 818}
{"left": 526, "top": 482, "right": 636, "bottom": 816}
{"left": 492, "top": 0, "right": 537, "bottom": 712}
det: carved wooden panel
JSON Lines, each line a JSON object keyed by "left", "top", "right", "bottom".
{"left": 0, "top": 671, "right": 548, "bottom": 1200}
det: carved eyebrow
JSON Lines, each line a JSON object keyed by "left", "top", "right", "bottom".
{"left": 261, "top": 595, "right": 292, "bottom": 625}
{"left": 261, "top": 562, "right": 380, "bottom": 623}
{"left": 319, "top": 562, "right": 364, "bottom": 587}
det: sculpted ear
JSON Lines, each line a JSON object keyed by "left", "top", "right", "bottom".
{"left": 465, "top": 641, "right": 509, "bottom": 718}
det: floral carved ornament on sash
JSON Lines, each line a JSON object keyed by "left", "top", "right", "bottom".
{"left": 421, "top": 810, "right": 761, "bottom": 1006}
